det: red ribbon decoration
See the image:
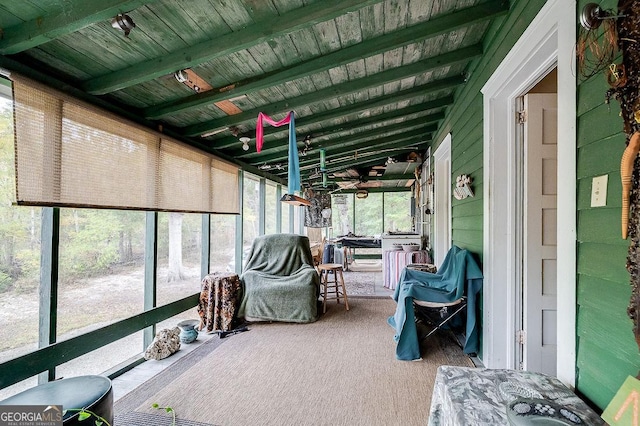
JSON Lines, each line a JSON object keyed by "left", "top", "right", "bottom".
{"left": 255, "top": 111, "right": 293, "bottom": 152}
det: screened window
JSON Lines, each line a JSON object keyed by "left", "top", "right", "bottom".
{"left": 0, "top": 95, "right": 42, "bottom": 399}
{"left": 265, "top": 182, "right": 277, "bottom": 235}
{"left": 384, "top": 192, "right": 413, "bottom": 232}
{"left": 243, "top": 175, "right": 260, "bottom": 246}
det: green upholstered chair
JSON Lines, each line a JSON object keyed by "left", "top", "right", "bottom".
{"left": 238, "top": 234, "right": 320, "bottom": 323}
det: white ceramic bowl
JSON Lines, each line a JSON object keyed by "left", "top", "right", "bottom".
{"left": 402, "top": 244, "right": 420, "bottom": 252}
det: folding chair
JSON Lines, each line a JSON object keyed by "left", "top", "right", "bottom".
{"left": 388, "top": 246, "right": 483, "bottom": 360}
{"left": 406, "top": 263, "right": 466, "bottom": 345}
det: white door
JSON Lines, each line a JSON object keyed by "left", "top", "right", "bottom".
{"left": 522, "top": 93, "right": 558, "bottom": 376}
{"left": 433, "top": 134, "right": 451, "bottom": 268}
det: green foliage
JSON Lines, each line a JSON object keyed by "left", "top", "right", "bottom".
{"left": 0, "top": 270, "right": 11, "bottom": 293}
{"left": 152, "top": 403, "right": 176, "bottom": 426}
{"left": 332, "top": 192, "right": 412, "bottom": 236}
{"left": 58, "top": 209, "right": 145, "bottom": 279}
{"left": 62, "top": 408, "right": 110, "bottom": 426}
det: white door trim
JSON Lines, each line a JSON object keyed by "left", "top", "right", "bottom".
{"left": 433, "top": 134, "right": 452, "bottom": 267}
{"left": 481, "top": 0, "right": 576, "bottom": 386}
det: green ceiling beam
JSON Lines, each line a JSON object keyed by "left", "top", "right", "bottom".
{"left": 311, "top": 173, "right": 418, "bottom": 182}
{"left": 299, "top": 130, "right": 433, "bottom": 170}
{"left": 252, "top": 119, "right": 435, "bottom": 164}
{"left": 144, "top": 0, "right": 509, "bottom": 119}
{"left": 210, "top": 109, "right": 442, "bottom": 153}
{"left": 334, "top": 187, "right": 411, "bottom": 194}
{"left": 277, "top": 140, "right": 423, "bottom": 181}
{"left": 207, "top": 76, "right": 460, "bottom": 150}
{"left": 82, "top": 0, "right": 386, "bottom": 94}
{"left": 181, "top": 45, "right": 480, "bottom": 137}
{"left": 237, "top": 114, "right": 439, "bottom": 159}
{"left": 329, "top": 149, "right": 416, "bottom": 173}
{"left": 297, "top": 136, "right": 425, "bottom": 182}
{"left": 0, "top": 0, "right": 160, "bottom": 55}
{"left": 324, "top": 147, "right": 423, "bottom": 173}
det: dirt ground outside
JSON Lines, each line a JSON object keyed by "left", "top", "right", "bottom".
{"left": 0, "top": 263, "right": 387, "bottom": 400}
{"left": 0, "top": 264, "right": 203, "bottom": 399}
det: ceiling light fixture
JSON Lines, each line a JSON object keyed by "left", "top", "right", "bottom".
{"left": 173, "top": 68, "right": 211, "bottom": 94}
{"left": 240, "top": 136, "right": 251, "bottom": 151}
{"left": 579, "top": 3, "right": 625, "bottom": 30}
{"left": 280, "top": 193, "right": 312, "bottom": 206}
{"left": 356, "top": 189, "right": 369, "bottom": 199}
{"left": 174, "top": 70, "right": 188, "bottom": 83}
{"left": 111, "top": 13, "right": 136, "bottom": 37}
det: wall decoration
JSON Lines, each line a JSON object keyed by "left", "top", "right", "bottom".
{"left": 304, "top": 190, "right": 332, "bottom": 228}
{"left": 453, "top": 174, "right": 474, "bottom": 200}
{"left": 621, "top": 132, "right": 640, "bottom": 239}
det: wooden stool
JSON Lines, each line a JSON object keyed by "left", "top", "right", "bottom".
{"left": 317, "top": 263, "right": 349, "bottom": 313}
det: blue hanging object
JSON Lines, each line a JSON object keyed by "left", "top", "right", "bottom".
{"left": 287, "top": 113, "right": 300, "bottom": 193}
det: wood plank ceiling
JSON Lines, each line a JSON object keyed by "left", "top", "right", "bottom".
{"left": 0, "top": 0, "right": 509, "bottom": 192}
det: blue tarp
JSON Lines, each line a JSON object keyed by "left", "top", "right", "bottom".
{"left": 387, "top": 245, "right": 483, "bottom": 361}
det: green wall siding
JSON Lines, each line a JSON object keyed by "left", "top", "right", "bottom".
{"left": 575, "top": 0, "right": 640, "bottom": 404}
{"left": 429, "top": 0, "right": 640, "bottom": 410}
{"left": 433, "top": 0, "right": 546, "bottom": 262}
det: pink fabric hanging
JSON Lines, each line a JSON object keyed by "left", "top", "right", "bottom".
{"left": 255, "top": 111, "right": 293, "bottom": 152}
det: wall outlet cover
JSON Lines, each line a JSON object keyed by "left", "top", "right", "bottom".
{"left": 590, "top": 175, "right": 608, "bottom": 207}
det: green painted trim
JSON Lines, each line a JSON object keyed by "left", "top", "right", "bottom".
{"left": 275, "top": 185, "right": 282, "bottom": 234}
{"left": 180, "top": 46, "right": 480, "bottom": 137}
{"left": 38, "top": 207, "right": 60, "bottom": 383}
{"left": 201, "top": 214, "right": 211, "bottom": 278}
{"left": 0, "top": 293, "right": 200, "bottom": 389}
{"left": 83, "top": 0, "right": 387, "bottom": 94}
{"left": 259, "top": 178, "right": 266, "bottom": 236}
{"left": 382, "top": 193, "right": 386, "bottom": 231}
{"left": 144, "top": 0, "right": 508, "bottom": 119}
{"left": 104, "top": 356, "right": 146, "bottom": 380}
{"left": 352, "top": 254, "right": 382, "bottom": 259}
{"left": 0, "top": 77, "right": 11, "bottom": 89}
{"left": 340, "top": 187, "right": 410, "bottom": 194}
{"left": 0, "top": 1, "right": 163, "bottom": 55}
{"left": 289, "top": 204, "right": 295, "bottom": 234}
{"left": 143, "top": 211, "right": 158, "bottom": 350}
{"left": 235, "top": 170, "right": 244, "bottom": 275}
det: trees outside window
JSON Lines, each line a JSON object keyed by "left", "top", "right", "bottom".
{"left": 355, "top": 193, "right": 383, "bottom": 236}
{"left": 265, "top": 182, "right": 277, "bottom": 235}
{"left": 383, "top": 192, "right": 412, "bottom": 232}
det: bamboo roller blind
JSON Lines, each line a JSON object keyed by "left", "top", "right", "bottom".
{"left": 12, "top": 75, "right": 239, "bottom": 214}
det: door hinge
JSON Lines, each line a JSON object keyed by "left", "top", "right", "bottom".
{"left": 517, "top": 110, "right": 527, "bottom": 124}
{"left": 517, "top": 329, "right": 526, "bottom": 345}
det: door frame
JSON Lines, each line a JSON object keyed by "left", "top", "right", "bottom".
{"left": 481, "top": 0, "right": 576, "bottom": 386}
{"left": 433, "top": 134, "right": 452, "bottom": 268}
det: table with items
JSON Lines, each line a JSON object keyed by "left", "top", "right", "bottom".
{"left": 197, "top": 272, "right": 241, "bottom": 332}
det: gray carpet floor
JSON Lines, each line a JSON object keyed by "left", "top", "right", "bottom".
{"left": 115, "top": 298, "right": 473, "bottom": 426}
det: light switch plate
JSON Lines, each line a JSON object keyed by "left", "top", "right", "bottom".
{"left": 591, "top": 175, "right": 608, "bottom": 207}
